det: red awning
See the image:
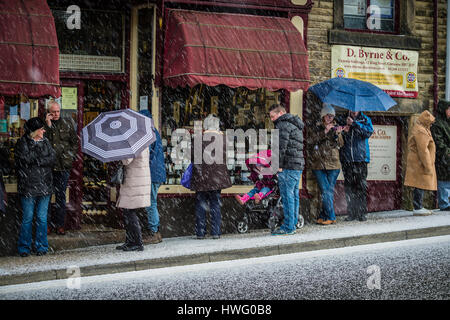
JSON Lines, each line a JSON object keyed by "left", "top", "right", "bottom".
{"left": 163, "top": 9, "right": 309, "bottom": 92}
{"left": 0, "top": 0, "right": 60, "bottom": 98}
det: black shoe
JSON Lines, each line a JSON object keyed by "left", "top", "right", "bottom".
{"left": 116, "top": 243, "right": 128, "bottom": 250}
{"left": 19, "top": 252, "right": 30, "bottom": 257}
{"left": 36, "top": 251, "right": 47, "bottom": 256}
{"left": 358, "top": 215, "right": 367, "bottom": 221}
{"left": 345, "top": 216, "right": 356, "bottom": 221}
{"left": 211, "top": 235, "right": 220, "bottom": 239}
{"left": 122, "top": 244, "right": 144, "bottom": 251}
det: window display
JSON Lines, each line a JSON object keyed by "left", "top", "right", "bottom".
{"left": 0, "top": 95, "right": 39, "bottom": 187}
{"left": 161, "top": 85, "right": 282, "bottom": 186}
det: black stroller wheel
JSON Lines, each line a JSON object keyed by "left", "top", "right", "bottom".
{"left": 237, "top": 219, "right": 249, "bottom": 234}
{"left": 296, "top": 214, "right": 305, "bottom": 229}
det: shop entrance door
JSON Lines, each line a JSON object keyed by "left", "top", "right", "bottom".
{"left": 334, "top": 116, "right": 403, "bottom": 214}
{"left": 62, "top": 79, "right": 126, "bottom": 230}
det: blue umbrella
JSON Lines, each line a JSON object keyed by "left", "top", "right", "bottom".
{"left": 308, "top": 77, "right": 397, "bottom": 112}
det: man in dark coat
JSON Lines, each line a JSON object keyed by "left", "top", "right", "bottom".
{"left": 15, "top": 117, "right": 56, "bottom": 256}
{"left": 337, "top": 111, "right": 374, "bottom": 221}
{"left": 44, "top": 101, "right": 77, "bottom": 235}
{"left": 269, "top": 104, "right": 304, "bottom": 235}
{"left": 431, "top": 100, "right": 450, "bottom": 211}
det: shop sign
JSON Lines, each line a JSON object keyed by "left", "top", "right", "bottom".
{"left": 331, "top": 45, "right": 419, "bottom": 98}
{"left": 367, "top": 125, "right": 397, "bottom": 181}
{"left": 337, "top": 125, "right": 397, "bottom": 181}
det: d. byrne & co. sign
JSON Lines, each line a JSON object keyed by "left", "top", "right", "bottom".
{"left": 331, "top": 45, "right": 419, "bottom": 98}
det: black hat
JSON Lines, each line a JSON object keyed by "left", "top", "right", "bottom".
{"left": 25, "top": 117, "right": 45, "bottom": 133}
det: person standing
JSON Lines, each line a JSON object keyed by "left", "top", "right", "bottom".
{"left": 115, "top": 148, "right": 151, "bottom": 251}
{"left": 404, "top": 110, "right": 437, "bottom": 215}
{"left": 269, "top": 104, "right": 304, "bottom": 235}
{"left": 339, "top": 110, "right": 374, "bottom": 222}
{"left": 44, "top": 101, "right": 77, "bottom": 235}
{"left": 309, "top": 104, "right": 344, "bottom": 225}
{"left": 431, "top": 100, "right": 450, "bottom": 211}
{"left": 190, "top": 114, "right": 231, "bottom": 239}
{"left": 15, "top": 117, "right": 56, "bottom": 257}
{"left": 140, "top": 110, "right": 167, "bottom": 244}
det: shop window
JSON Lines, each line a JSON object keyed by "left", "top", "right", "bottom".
{"left": 343, "top": 0, "right": 397, "bottom": 33}
{"left": 82, "top": 80, "right": 123, "bottom": 216}
{"left": 161, "top": 85, "right": 281, "bottom": 186}
{"left": 51, "top": 8, "right": 125, "bottom": 72}
{"left": 0, "top": 95, "right": 40, "bottom": 187}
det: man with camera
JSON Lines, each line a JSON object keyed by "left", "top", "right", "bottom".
{"left": 44, "top": 101, "right": 77, "bottom": 235}
{"left": 338, "top": 111, "right": 374, "bottom": 222}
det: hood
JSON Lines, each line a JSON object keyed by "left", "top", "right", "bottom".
{"left": 417, "top": 110, "right": 435, "bottom": 128}
{"left": 277, "top": 113, "right": 304, "bottom": 130}
{"left": 436, "top": 100, "right": 449, "bottom": 120}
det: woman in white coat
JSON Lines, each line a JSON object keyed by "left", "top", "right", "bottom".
{"left": 115, "top": 148, "right": 151, "bottom": 251}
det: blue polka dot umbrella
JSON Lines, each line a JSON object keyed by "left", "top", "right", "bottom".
{"left": 81, "top": 109, "right": 155, "bottom": 163}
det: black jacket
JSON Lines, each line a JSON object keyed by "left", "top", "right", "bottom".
{"left": 15, "top": 135, "right": 56, "bottom": 197}
{"left": 274, "top": 113, "right": 305, "bottom": 170}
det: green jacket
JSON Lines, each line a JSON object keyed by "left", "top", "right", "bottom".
{"left": 44, "top": 118, "right": 78, "bottom": 171}
{"left": 431, "top": 100, "right": 450, "bottom": 181}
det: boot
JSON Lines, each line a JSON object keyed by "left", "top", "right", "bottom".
{"left": 147, "top": 231, "right": 162, "bottom": 244}
{"left": 254, "top": 192, "right": 264, "bottom": 204}
{"left": 235, "top": 194, "right": 250, "bottom": 205}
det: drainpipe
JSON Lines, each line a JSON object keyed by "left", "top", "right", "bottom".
{"left": 433, "top": 0, "right": 439, "bottom": 110}
{"left": 446, "top": 0, "right": 450, "bottom": 100}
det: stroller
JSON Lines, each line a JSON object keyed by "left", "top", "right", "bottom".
{"left": 235, "top": 150, "right": 305, "bottom": 234}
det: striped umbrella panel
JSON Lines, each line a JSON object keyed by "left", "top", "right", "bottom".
{"left": 82, "top": 109, "right": 155, "bottom": 162}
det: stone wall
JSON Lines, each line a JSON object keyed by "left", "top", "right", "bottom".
{"left": 305, "top": 0, "right": 447, "bottom": 217}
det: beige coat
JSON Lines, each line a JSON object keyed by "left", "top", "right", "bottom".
{"left": 404, "top": 111, "right": 437, "bottom": 191}
{"left": 116, "top": 148, "right": 151, "bottom": 209}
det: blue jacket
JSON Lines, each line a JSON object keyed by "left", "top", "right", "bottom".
{"left": 339, "top": 112, "right": 373, "bottom": 163}
{"left": 139, "top": 110, "right": 167, "bottom": 184}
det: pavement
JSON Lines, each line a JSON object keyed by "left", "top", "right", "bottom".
{"left": 0, "top": 209, "right": 449, "bottom": 287}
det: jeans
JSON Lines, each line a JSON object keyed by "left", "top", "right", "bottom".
{"left": 195, "top": 190, "right": 221, "bottom": 237}
{"left": 437, "top": 180, "right": 450, "bottom": 209}
{"left": 123, "top": 208, "right": 143, "bottom": 246}
{"left": 247, "top": 186, "right": 271, "bottom": 198}
{"left": 413, "top": 188, "right": 425, "bottom": 210}
{"left": 146, "top": 183, "right": 161, "bottom": 233}
{"left": 49, "top": 170, "right": 70, "bottom": 228}
{"left": 278, "top": 169, "right": 302, "bottom": 233}
{"left": 18, "top": 195, "right": 51, "bottom": 254}
{"left": 342, "top": 162, "right": 368, "bottom": 219}
{"left": 312, "top": 169, "right": 340, "bottom": 221}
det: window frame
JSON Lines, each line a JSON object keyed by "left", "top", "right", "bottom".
{"left": 342, "top": 0, "right": 400, "bottom": 34}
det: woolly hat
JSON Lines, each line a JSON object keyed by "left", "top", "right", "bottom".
{"left": 25, "top": 117, "right": 45, "bottom": 133}
{"left": 320, "top": 104, "right": 335, "bottom": 118}
{"left": 203, "top": 114, "right": 220, "bottom": 131}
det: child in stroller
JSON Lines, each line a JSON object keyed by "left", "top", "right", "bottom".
{"left": 234, "top": 150, "right": 305, "bottom": 233}
{"left": 235, "top": 150, "right": 276, "bottom": 205}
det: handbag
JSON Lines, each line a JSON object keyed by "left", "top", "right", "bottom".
{"left": 110, "top": 163, "right": 125, "bottom": 185}
{"left": 180, "top": 163, "right": 193, "bottom": 189}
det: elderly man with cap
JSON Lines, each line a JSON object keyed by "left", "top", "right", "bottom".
{"left": 308, "top": 104, "right": 344, "bottom": 225}
{"left": 15, "top": 117, "right": 56, "bottom": 257}
{"left": 44, "top": 101, "right": 77, "bottom": 235}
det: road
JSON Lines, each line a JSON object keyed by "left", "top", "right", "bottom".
{"left": 1, "top": 236, "right": 449, "bottom": 301}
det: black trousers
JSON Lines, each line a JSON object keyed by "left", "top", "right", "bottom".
{"left": 342, "top": 162, "right": 368, "bottom": 219}
{"left": 123, "top": 209, "right": 143, "bottom": 246}
{"left": 413, "top": 188, "right": 425, "bottom": 210}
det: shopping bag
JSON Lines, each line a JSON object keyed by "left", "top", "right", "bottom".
{"left": 181, "top": 164, "right": 193, "bottom": 189}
